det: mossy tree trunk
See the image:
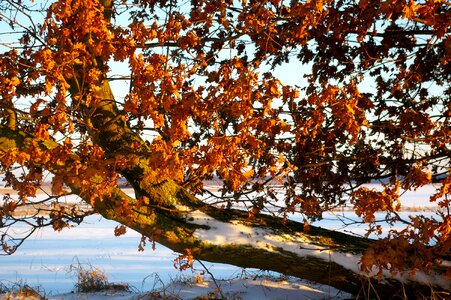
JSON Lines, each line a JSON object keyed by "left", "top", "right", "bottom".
{"left": 0, "top": 113, "right": 447, "bottom": 300}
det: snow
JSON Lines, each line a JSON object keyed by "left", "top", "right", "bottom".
{"left": 188, "top": 209, "right": 361, "bottom": 273}
{"left": 1, "top": 277, "right": 352, "bottom": 300}
{"left": 187, "top": 209, "right": 451, "bottom": 291}
{"left": 0, "top": 212, "right": 356, "bottom": 299}
{"left": 153, "top": 277, "right": 352, "bottom": 300}
{"left": 1, "top": 184, "right": 450, "bottom": 298}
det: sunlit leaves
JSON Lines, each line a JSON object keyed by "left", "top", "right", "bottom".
{"left": 403, "top": 166, "right": 432, "bottom": 190}
{"left": 51, "top": 175, "right": 66, "bottom": 196}
{"left": 173, "top": 248, "right": 194, "bottom": 271}
{"left": 352, "top": 182, "right": 401, "bottom": 223}
{"left": 114, "top": 225, "right": 127, "bottom": 237}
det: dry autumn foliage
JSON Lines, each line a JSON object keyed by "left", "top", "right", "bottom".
{"left": 0, "top": 0, "right": 450, "bottom": 298}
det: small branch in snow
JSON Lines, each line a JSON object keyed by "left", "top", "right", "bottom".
{"left": 197, "top": 260, "right": 226, "bottom": 299}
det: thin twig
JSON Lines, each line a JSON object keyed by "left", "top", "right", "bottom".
{"left": 196, "top": 259, "right": 226, "bottom": 299}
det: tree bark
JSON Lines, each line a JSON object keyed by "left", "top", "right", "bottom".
{"left": 1, "top": 125, "right": 449, "bottom": 299}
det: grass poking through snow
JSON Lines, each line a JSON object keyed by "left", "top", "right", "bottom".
{"left": 73, "top": 264, "right": 109, "bottom": 293}
{"left": 69, "top": 263, "right": 132, "bottom": 294}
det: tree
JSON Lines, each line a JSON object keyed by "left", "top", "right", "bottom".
{"left": 0, "top": 0, "right": 450, "bottom": 298}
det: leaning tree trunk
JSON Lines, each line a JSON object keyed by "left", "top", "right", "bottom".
{"left": 80, "top": 80, "right": 451, "bottom": 298}
{"left": 1, "top": 105, "right": 449, "bottom": 300}
{"left": 0, "top": 58, "right": 448, "bottom": 300}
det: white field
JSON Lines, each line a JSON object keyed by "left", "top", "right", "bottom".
{"left": 0, "top": 184, "right": 448, "bottom": 298}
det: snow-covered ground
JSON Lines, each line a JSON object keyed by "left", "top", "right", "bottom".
{"left": 45, "top": 278, "right": 352, "bottom": 299}
{"left": 0, "top": 214, "right": 356, "bottom": 297}
{"left": 0, "top": 184, "right": 447, "bottom": 298}
{"left": 0, "top": 213, "right": 358, "bottom": 298}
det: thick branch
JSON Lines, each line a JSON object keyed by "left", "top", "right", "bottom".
{"left": 0, "top": 125, "right": 449, "bottom": 298}
{"left": 68, "top": 78, "right": 451, "bottom": 297}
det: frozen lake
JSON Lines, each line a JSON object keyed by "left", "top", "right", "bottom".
{"left": 0, "top": 185, "right": 443, "bottom": 294}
